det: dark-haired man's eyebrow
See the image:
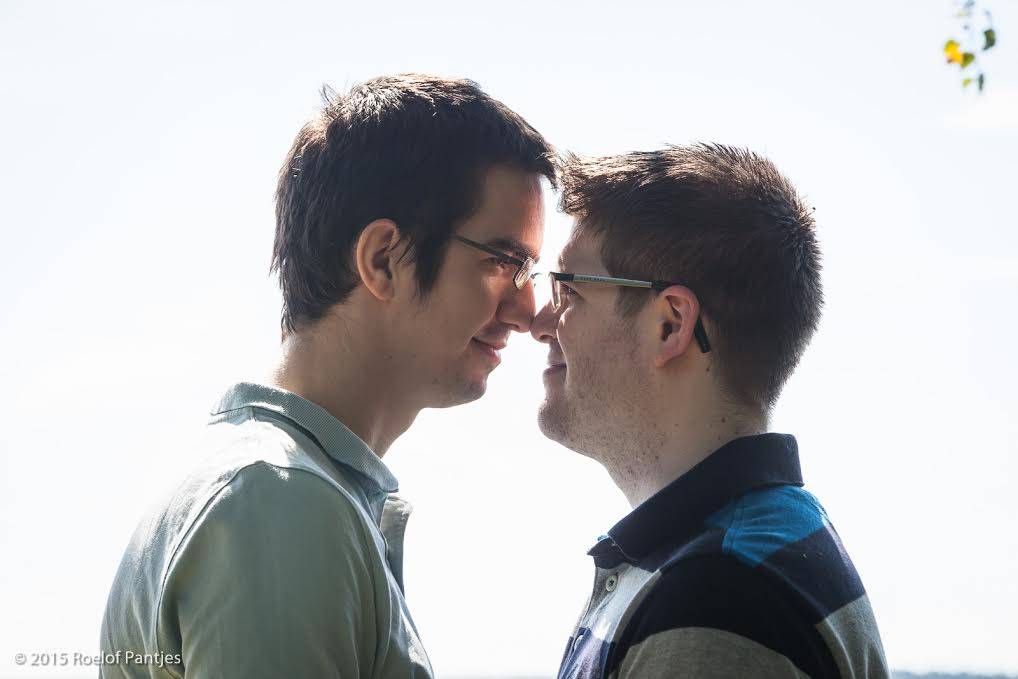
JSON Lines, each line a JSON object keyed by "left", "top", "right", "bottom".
{"left": 485, "top": 237, "right": 539, "bottom": 263}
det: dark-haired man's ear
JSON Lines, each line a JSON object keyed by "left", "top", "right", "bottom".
{"left": 354, "top": 219, "right": 402, "bottom": 301}
{"left": 653, "top": 286, "right": 701, "bottom": 369}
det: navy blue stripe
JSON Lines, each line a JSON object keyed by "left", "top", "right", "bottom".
{"left": 609, "top": 556, "right": 840, "bottom": 679}
{"left": 759, "top": 525, "right": 867, "bottom": 621}
{"left": 640, "top": 526, "right": 726, "bottom": 572}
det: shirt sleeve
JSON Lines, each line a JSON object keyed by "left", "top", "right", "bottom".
{"left": 610, "top": 556, "right": 839, "bottom": 679}
{"left": 157, "top": 462, "right": 380, "bottom": 678}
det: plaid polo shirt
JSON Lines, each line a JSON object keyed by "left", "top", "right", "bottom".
{"left": 558, "top": 434, "right": 889, "bottom": 679}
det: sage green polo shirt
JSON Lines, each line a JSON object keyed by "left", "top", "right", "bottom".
{"left": 99, "top": 382, "right": 433, "bottom": 678}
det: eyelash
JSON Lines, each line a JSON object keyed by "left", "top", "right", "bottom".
{"left": 487, "top": 256, "right": 514, "bottom": 269}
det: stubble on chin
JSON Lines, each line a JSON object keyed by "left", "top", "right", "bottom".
{"left": 539, "top": 332, "right": 639, "bottom": 459}
{"left": 538, "top": 376, "right": 591, "bottom": 454}
{"left": 445, "top": 376, "right": 487, "bottom": 408}
{"left": 424, "top": 364, "right": 489, "bottom": 409}
{"left": 537, "top": 395, "right": 570, "bottom": 445}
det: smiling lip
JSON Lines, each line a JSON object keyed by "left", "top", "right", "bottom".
{"left": 471, "top": 338, "right": 503, "bottom": 365}
{"left": 544, "top": 363, "right": 566, "bottom": 376}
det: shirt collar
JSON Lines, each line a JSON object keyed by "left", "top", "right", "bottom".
{"left": 210, "top": 381, "right": 399, "bottom": 494}
{"left": 590, "top": 433, "right": 803, "bottom": 564}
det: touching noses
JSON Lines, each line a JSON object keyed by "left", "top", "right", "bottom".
{"left": 498, "top": 280, "right": 539, "bottom": 334}
{"left": 530, "top": 299, "right": 558, "bottom": 344}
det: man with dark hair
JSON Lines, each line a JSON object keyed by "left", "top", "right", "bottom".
{"left": 99, "top": 74, "right": 554, "bottom": 678}
{"left": 533, "top": 145, "right": 888, "bottom": 678}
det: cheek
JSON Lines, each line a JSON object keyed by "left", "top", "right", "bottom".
{"left": 557, "top": 307, "right": 582, "bottom": 350}
{"left": 559, "top": 314, "right": 634, "bottom": 382}
{"left": 427, "top": 276, "right": 499, "bottom": 335}
{"left": 451, "top": 289, "right": 500, "bottom": 339}
{"left": 557, "top": 313, "right": 591, "bottom": 371}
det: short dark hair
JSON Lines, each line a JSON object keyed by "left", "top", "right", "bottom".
{"left": 559, "top": 144, "right": 823, "bottom": 412}
{"left": 272, "top": 74, "right": 556, "bottom": 335}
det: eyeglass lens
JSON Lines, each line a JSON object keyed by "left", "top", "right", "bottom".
{"left": 514, "top": 258, "right": 535, "bottom": 290}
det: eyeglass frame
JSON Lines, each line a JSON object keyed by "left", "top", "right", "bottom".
{"left": 548, "top": 272, "right": 712, "bottom": 353}
{"left": 452, "top": 234, "right": 537, "bottom": 290}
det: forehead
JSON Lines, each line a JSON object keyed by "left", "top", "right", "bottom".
{"left": 557, "top": 224, "right": 607, "bottom": 274}
{"left": 457, "top": 165, "right": 545, "bottom": 260}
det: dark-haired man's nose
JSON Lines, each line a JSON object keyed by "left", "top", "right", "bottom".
{"left": 530, "top": 300, "right": 558, "bottom": 344}
{"left": 498, "top": 280, "right": 537, "bottom": 333}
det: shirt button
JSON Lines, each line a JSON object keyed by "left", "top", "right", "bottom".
{"left": 605, "top": 574, "right": 618, "bottom": 592}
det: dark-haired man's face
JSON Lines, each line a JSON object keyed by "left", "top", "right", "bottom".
{"left": 403, "top": 165, "right": 545, "bottom": 407}
{"left": 530, "top": 228, "right": 646, "bottom": 456}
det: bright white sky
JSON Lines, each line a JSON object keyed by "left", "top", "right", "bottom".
{"left": 2, "top": 1, "right": 1017, "bottom": 677}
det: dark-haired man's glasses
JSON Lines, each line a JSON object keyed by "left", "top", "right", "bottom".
{"left": 453, "top": 235, "right": 537, "bottom": 290}
{"left": 548, "top": 272, "right": 712, "bottom": 353}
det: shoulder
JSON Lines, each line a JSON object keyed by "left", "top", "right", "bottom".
{"left": 172, "top": 413, "right": 375, "bottom": 531}
{"left": 708, "top": 485, "right": 830, "bottom": 566}
{"left": 117, "top": 422, "right": 375, "bottom": 589}
{"left": 185, "top": 460, "right": 371, "bottom": 547}
{"left": 200, "top": 412, "right": 335, "bottom": 476}
{"left": 709, "top": 485, "right": 869, "bottom": 624}
{"left": 159, "top": 461, "right": 381, "bottom": 615}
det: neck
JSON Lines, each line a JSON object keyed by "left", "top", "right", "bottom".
{"left": 267, "top": 313, "right": 419, "bottom": 458}
{"left": 604, "top": 390, "right": 768, "bottom": 509}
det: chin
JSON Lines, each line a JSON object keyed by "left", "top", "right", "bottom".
{"left": 538, "top": 395, "right": 599, "bottom": 460}
{"left": 537, "top": 397, "right": 571, "bottom": 445}
{"left": 457, "top": 378, "right": 487, "bottom": 404}
{"left": 431, "top": 375, "right": 487, "bottom": 408}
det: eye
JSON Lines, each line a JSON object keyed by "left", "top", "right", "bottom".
{"left": 487, "top": 256, "right": 515, "bottom": 270}
{"left": 555, "top": 282, "right": 579, "bottom": 310}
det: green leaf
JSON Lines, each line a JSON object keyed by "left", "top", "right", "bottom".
{"left": 978, "top": 73, "right": 985, "bottom": 91}
{"left": 983, "top": 29, "right": 996, "bottom": 50}
{"left": 961, "top": 52, "right": 976, "bottom": 68}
